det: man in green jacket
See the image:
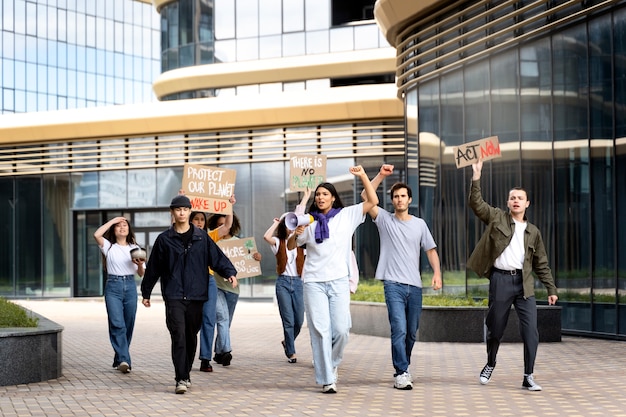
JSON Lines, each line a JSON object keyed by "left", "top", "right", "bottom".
{"left": 467, "top": 159, "right": 558, "bottom": 391}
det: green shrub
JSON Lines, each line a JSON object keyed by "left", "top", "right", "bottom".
{"left": 0, "top": 297, "right": 39, "bottom": 328}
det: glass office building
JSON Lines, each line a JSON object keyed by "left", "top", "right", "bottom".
{"left": 2, "top": 0, "right": 625, "bottom": 340}
{"left": 377, "top": 0, "right": 626, "bottom": 338}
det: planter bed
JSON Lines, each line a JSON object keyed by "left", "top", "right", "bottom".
{"left": 0, "top": 310, "right": 63, "bottom": 386}
{"left": 350, "top": 301, "right": 561, "bottom": 343}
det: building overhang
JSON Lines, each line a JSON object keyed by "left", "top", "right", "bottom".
{"left": 374, "top": 0, "right": 444, "bottom": 47}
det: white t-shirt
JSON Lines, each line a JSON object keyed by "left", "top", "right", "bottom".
{"left": 373, "top": 209, "right": 437, "bottom": 287}
{"left": 269, "top": 236, "right": 300, "bottom": 277}
{"left": 99, "top": 238, "right": 140, "bottom": 276}
{"left": 296, "top": 203, "right": 365, "bottom": 283}
{"left": 494, "top": 218, "right": 527, "bottom": 270}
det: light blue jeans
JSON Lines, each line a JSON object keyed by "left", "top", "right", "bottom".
{"left": 214, "top": 288, "right": 239, "bottom": 354}
{"left": 275, "top": 275, "right": 305, "bottom": 357}
{"left": 304, "top": 276, "right": 351, "bottom": 385}
{"left": 199, "top": 275, "right": 217, "bottom": 360}
{"left": 383, "top": 280, "right": 422, "bottom": 376}
{"left": 104, "top": 274, "right": 137, "bottom": 368}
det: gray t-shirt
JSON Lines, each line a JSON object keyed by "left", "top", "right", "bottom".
{"left": 373, "top": 209, "right": 437, "bottom": 287}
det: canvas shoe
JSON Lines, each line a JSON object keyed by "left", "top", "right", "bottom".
{"left": 522, "top": 374, "right": 542, "bottom": 391}
{"left": 479, "top": 364, "right": 495, "bottom": 385}
{"left": 322, "top": 383, "right": 337, "bottom": 394}
{"left": 394, "top": 372, "right": 413, "bottom": 390}
{"left": 175, "top": 380, "right": 188, "bottom": 394}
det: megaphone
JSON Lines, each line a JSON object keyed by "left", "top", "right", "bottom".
{"left": 285, "top": 212, "right": 314, "bottom": 230}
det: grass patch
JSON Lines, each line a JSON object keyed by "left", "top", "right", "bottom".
{"left": 0, "top": 297, "right": 39, "bottom": 328}
{"left": 351, "top": 280, "right": 488, "bottom": 306}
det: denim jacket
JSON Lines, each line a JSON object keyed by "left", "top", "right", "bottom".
{"left": 467, "top": 180, "right": 557, "bottom": 298}
{"left": 141, "top": 225, "right": 237, "bottom": 302}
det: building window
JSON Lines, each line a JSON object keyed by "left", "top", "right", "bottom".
{"left": 331, "top": 0, "right": 375, "bottom": 26}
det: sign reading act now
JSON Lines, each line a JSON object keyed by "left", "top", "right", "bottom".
{"left": 452, "top": 136, "right": 501, "bottom": 169}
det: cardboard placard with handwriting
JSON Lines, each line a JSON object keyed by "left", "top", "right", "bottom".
{"left": 452, "top": 136, "right": 501, "bottom": 169}
{"left": 289, "top": 154, "right": 327, "bottom": 191}
{"left": 182, "top": 163, "right": 236, "bottom": 214}
{"left": 217, "top": 237, "right": 261, "bottom": 279}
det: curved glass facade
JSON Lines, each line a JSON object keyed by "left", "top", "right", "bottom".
{"left": 159, "top": 0, "right": 389, "bottom": 100}
{"left": 0, "top": 0, "right": 160, "bottom": 114}
{"left": 404, "top": 3, "right": 626, "bottom": 337}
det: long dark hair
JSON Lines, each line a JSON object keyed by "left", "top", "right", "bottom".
{"left": 208, "top": 212, "right": 241, "bottom": 237}
{"left": 308, "top": 182, "right": 345, "bottom": 213}
{"left": 190, "top": 211, "right": 208, "bottom": 232}
{"left": 275, "top": 218, "right": 289, "bottom": 240}
{"left": 103, "top": 218, "right": 137, "bottom": 245}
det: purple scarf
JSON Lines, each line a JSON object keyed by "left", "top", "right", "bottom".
{"left": 310, "top": 208, "right": 342, "bottom": 243}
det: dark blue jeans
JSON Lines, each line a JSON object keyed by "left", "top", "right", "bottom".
{"left": 275, "top": 275, "right": 304, "bottom": 356}
{"left": 383, "top": 281, "right": 422, "bottom": 376}
{"left": 105, "top": 274, "right": 137, "bottom": 368}
{"left": 199, "top": 275, "right": 217, "bottom": 360}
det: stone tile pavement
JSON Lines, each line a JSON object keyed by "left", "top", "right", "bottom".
{"left": 2, "top": 298, "right": 625, "bottom": 417}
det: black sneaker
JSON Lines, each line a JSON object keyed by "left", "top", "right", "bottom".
{"left": 214, "top": 352, "right": 232, "bottom": 366}
{"left": 479, "top": 363, "right": 495, "bottom": 385}
{"left": 200, "top": 359, "right": 213, "bottom": 372}
{"left": 522, "top": 374, "right": 542, "bottom": 391}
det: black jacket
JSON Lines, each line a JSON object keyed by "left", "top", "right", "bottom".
{"left": 141, "top": 225, "right": 237, "bottom": 301}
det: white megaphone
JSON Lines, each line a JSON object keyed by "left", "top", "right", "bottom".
{"left": 285, "top": 212, "right": 314, "bottom": 230}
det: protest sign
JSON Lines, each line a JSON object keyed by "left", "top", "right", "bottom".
{"left": 182, "top": 163, "right": 236, "bottom": 214}
{"left": 452, "top": 136, "right": 501, "bottom": 169}
{"left": 289, "top": 154, "right": 326, "bottom": 191}
{"left": 217, "top": 237, "right": 262, "bottom": 279}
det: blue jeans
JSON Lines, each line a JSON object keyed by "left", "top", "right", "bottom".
{"left": 215, "top": 288, "right": 239, "bottom": 354}
{"left": 304, "top": 276, "right": 351, "bottom": 385}
{"left": 199, "top": 275, "right": 217, "bottom": 360}
{"left": 383, "top": 280, "right": 422, "bottom": 376}
{"left": 275, "top": 275, "right": 304, "bottom": 357}
{"left": 104, "top": 274, "right": 137, "bottom": 368}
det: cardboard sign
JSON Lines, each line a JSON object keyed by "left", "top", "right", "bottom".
{"left": 216, "top": 237, "right": 262, "bottom": 279}
{"left": 182, "top": 164, "right": 236, "bottom": 214}
{"left": 289, "top": 154, "right": 327, "bottom": 191}
{"left": 452, "top": 136, "right": 501, "bottom": 169}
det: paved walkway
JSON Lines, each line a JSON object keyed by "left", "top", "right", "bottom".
{"left": 2, "top": 299, "right": 626, "bottom": 417}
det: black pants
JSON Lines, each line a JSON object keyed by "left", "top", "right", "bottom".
{"left": 485, "top": 270, "right": 538, "bottom": 375}
{"left": 165, "top": 299, "right": 204, "bottom": 382}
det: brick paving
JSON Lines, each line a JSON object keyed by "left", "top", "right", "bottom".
{"left": 2, "top": 299, "right": 625, "bottom": 417}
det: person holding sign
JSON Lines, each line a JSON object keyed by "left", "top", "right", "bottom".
{"left": 209, "top": 211, "right": 262, "bottom": 367}
{"left": 94, "top": 216, "right": 145, "bottom": 375}
{"left": 468, "top": 159, "right": 557, "bottom": 391}
{"left": 361, "top": 164, "right": 442, "bottom": 390}
{"left": 293, "top": 165, "right": 378, "bottom": 394}
{"left": 140, "top": 195, "right": 237, "bottom": 394}
{"left": 189, "top": 207, "right": 234, "bottom": 374}
{"left": 263, "top": 189, "right": 311, "bottom": 364}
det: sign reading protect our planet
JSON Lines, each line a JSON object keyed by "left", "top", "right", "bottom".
{"left": 217, "top": 237, "right": 261, "bottom": 279}
{"left": 452, "top": 136, "right": 501, "bottom": 168}
{"left": 182, "top": 163, "right": 237, "bottom": 214}
{"left": 289, "top": 154, "right": 327, "bottom": 191}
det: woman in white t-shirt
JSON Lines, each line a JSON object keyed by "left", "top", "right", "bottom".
{"left": 94, "top": 216, "right": 144, "bottom": 374}
{"left": 293, "top": 165, "right": 378, "bottom": 394}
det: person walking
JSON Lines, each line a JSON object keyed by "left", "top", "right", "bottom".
{"left": 362, "top": 164, "right": 442, "bottom": 390}
{"left": 140, "top": 195, "right": 237, "bottom": 394}
{"left": 190, "top": 203, "right": 234, "bottom": 373}
{"left": 263, "top": 189, "right": 310, "bottom": 363}
{"left": 209, "top": 211, "right": 262, "bottom": 367}
{"left": 468, "top": 159, "right": 558, "bottom": 391}
{"left": 293, "top": 165, "right": 378, "bottom": 394}
{"left": 94, "top": 216, "right": 145, "bottom": 374}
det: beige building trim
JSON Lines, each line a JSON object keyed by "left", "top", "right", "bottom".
{"left": 0, "top": 84, "right": 402, "bottom": 145}
{"left": 153, "top": 48, "right": 397, "bottom": 99}
{"left": 374, "top": 0, "right": 444, "bottom": 46}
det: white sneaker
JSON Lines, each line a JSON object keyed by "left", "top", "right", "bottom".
{"left": 394, "top": 372, "right": 413, "bottom": 390}
{"left": 522, "top": 374, "right": 542, "bottom": 391}
{"left": 175, "top": 380, "right": 188, "bottom": 394}
{"left": 117, "top": 362, "right": 130, "bottom": 374}
{"left": 322, "top": 383, "right": 337, "bottom": 394}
